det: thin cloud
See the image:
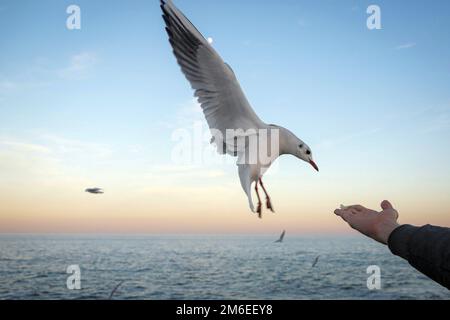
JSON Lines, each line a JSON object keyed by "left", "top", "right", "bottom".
{"left": 0, "top": 134, "right": 113, "bottom": 158}
{"left": 132, "top": 164, "right": 230, "bottom": 196}
{"left": 0, "top": 134, "right": 113, "bottom": 188}
{"left": 0, "top": 78, "right": 50, "bottom": 93}
{"left": 1, "top": 52, "right": 97, "bottom": 92}
{"left": 0, "top": 139, "right": 51, "bottom": 154}
{"left": 158, "top": 98, "right": 203, "bottom": 130}
{"left": 41, "top": 134, "right": 112, "bottom": 158}
{"left": 395, "top": 42, "right": 417, "bottom": 50}
{"left": 387, "top": 103, "right": 450, "bottom": 134}
{"left": 0, "top": 80, "right": 16, "bottom": 91}
{"left": 58, "top": 52, "right": 96, "bottom": 80}
{"left": 151, "top": 164, "right": 226, "bottom": 179}
{"left": 0, "top": 137, "right": 63, "bottom": 181}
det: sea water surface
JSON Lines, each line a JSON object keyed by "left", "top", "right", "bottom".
{"left": 0, "top": 234, "right": 449, "bottom": 300}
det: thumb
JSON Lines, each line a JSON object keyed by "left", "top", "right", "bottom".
{"left": 381, "top": 200, "right": 393, "bottom": 210}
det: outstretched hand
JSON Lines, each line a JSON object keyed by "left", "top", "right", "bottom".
{"left": 334, "top": 200, "right": 401, "bottom": 245}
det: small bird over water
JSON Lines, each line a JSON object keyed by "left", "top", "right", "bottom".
{"left": 161, "top": 0, "right": 318, "bottom": 218}
{"left": 85, "top": 188, "right": 104, "bottom": 194}
{"left": 312, "top": 255, "right": 320, "bottom": 268}
{"left": 108, "top": 280, "right": 125, "bottom": 300}
{"left": 274, "top": 230, "right": 286, "bottom": 243}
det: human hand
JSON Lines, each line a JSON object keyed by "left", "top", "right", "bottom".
{"left": 334, "top": 200, "right": 401, "bottom": 245}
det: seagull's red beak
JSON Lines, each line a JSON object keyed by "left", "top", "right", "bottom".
{"left": 309, "top": 160, "right": 319, "bottom": 172}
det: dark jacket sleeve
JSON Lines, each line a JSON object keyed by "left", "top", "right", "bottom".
{"left": 388, "top": 224, "right": 450, "bottom": 290}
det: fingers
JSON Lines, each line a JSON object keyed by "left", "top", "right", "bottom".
{"left": 338, "top": 205, "right": 367, "bottom": 216}
{"left": 334, "top": 208, "right": 355, "bottom": 217}
{"left": 334, "top": 209, "right": 353, "bottom": 222}
{"left": 339, "top": 201, "right": 394, "bottom": 212}
{"left": 346, "top": 205, "right": 366, "bottom": 212}
{"left": 381, "top": 200, "right": 399, "bottom": 220}
{"left": 381, "top": 200, "right": 393, "bottom": 210}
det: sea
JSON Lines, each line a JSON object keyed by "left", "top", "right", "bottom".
{"left": 0, "top": 234, "right": 448, "bottom": 300}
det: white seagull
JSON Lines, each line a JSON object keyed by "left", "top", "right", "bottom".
{"left": 161, "top": 0, "right": 319, "bottom": 218}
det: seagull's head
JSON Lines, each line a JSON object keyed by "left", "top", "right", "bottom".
{"left": 280, "top": 129, "right": 318, "bottom": 172}
{"left": 296, "top": 141, "right": 319, "bottom": 172}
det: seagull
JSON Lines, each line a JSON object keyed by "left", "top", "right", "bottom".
{"left": 85, "top": 188, "right": 104, "bottom": 194}
{"left": 274, "top": 230, "right": 286, "bottom": 243}
{"left": 161, "top": 0, "right": 318, "bottom": 217}
{"left": 312, "top": 255, "right": 320, "bottom": 268}
{"left": 108, "top": 280, "right": 125, "bottom": 300}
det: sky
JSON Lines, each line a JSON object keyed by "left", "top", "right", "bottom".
{"left": 0, "top": 0, "right": 449, "bottom": 234}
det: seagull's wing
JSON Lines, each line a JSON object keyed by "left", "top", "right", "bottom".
{"left": 161, "top": 0, "right": 265, "bottom": 155}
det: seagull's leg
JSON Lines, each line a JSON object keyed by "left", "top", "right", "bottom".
{"left": 259, "top": 178, "right": 275, "bottom": 212}
{"left": 255, "top": 182, "right": 262, "bottom": 218}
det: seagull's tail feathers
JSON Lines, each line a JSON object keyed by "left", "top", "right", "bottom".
{"left": 238, "top": 164, "right": 255, "bottom": 212}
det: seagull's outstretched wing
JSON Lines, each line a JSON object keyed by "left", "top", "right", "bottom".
{"left": 275, "top": 230, "right": 285, "bottom": 243}
{"left": 161, "top": 0, "right": 264, "bottom": 155}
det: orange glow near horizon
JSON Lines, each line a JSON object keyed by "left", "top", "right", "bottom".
{"left": 1, "top": 174, "right": 449, "bottom": 234}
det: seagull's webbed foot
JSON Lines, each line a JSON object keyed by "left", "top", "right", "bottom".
{"left": 256, "top": 202, "right": 262, "bottom": 219}
{"left": 266, "top": 197, "right": 275, "bottom": 213}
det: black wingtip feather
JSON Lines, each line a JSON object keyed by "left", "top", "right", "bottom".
{"left": 162, "top": 14, "right": 170, "bottom": 27}
{"left": 165, "top": 27, "right": 173, "bottom": 38}
{"left": 160, "top": 1, "right": 170, "bottom": 18}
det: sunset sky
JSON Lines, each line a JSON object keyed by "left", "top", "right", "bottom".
{"left": 1, "top": 0, "right": 449, "bottom": 234}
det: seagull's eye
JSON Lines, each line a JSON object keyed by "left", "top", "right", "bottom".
{"left": 299, "top": 144, "right": 304, "bottom": 149}
{"left": 306, "top": 150, "right": 311, "bottom": 155}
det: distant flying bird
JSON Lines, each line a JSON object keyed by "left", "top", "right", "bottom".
{"left": 108, "top": 280, "right": 125, "bottom": 300}
{"left": 85, "top": 188, "right": 104, "bottom": 194}
{"left": 312, "top": 255, "right": 320, "bottom": 268}
{"left": 274, "top": 230, "right": 286, "bottom": 243}
{"left": 161, "top": 0, "right": 318, "bottom": 217}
